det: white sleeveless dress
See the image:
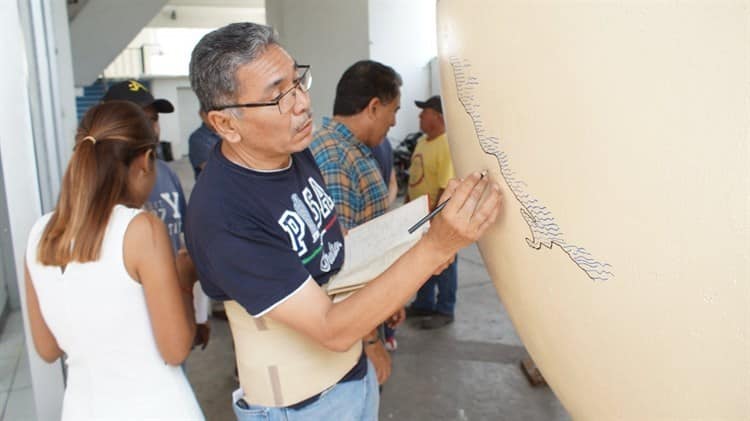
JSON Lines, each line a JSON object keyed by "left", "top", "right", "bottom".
{"left": 26, "top": 205, "right": 204, "bottom": 420}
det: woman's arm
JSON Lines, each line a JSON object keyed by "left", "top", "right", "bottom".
{"left": 24, "top": 264, "right": 63, "bottom": 362}
{"left": 124, "top": 212, "right": 196, "bottom": 365}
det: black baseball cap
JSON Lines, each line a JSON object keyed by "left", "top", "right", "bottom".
{"left": 415, "top": 95, "right": 442, "bottom": 114}
{"left": 102, "top": 80, "right": 174, "bottom": 113}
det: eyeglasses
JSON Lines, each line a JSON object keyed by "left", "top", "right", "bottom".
{"left": 212, "top": 65, "right": 311, "bottom": 114}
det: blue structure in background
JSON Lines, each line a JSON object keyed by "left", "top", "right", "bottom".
{"left": 75, "top": 79, "right": 152, "bottom": 121}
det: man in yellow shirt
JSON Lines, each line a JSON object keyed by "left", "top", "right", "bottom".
{"left": 406, "top": 95, "right": 458, "bottom": 329}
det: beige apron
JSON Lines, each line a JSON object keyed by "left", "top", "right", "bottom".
{"left": 224, "top": 300, "right": 362, "bottom": 407}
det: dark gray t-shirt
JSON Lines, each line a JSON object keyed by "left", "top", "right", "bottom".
{"left": 145, "top": 159, "right": 187, "bottom": 252}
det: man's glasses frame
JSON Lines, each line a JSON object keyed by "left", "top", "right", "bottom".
{"left": 211, "top": 65, "right": 311, "bottom": 114}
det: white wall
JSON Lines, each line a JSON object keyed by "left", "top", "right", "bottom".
{"left": 429, "top": 56, "right": 441, "bottom": 96}
{"left": 148, "top": 4, "right": 265, "bottom": 28}
{"left": 103, "top": 28, "right": 215, "bottom": 79}
{"left": 51, "top": 0, "right": 78, "bottom": 168}
{"left": 267, "top": 0, "right": 438, "bottom": 144}
{"left": 148, "top": 0, "right": 375, "bottom": 159}
{"left": 3, "top": 0, "right": 65, "bottom": 418}
{"left": 151, "top": 77, "right": 197, "bottom": 159}
{"left": 266, "top": 0, "right": 371, "bottom": 129}
{"left": 177, "top": 87, "right": 203, "bottom": 155}
{"left": 368, "top": 0, "right": 438, "bottom": 145}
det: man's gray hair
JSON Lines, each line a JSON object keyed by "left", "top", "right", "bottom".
{"left": 189, "top": 22, "right": 278, "bottom": 112}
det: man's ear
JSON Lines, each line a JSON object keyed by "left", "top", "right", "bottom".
{"left": 207, "top": 110, "right": 242, "bottom": 144}
{"left": 365, "top": 97, "right": 381, "bottom": 121}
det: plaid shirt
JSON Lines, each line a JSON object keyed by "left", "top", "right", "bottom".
{"left": 310, "top": 117, "right": 389, "bottom": 230}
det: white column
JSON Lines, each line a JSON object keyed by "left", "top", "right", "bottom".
{"left": 368, "top": 0, "right": 438, "bottom": 144}
{"left": 1, "top": 0, "right": 65, "bottom": 419}
{"left": 266, "top": 0, "right": 371, "bottom": 128}
{"left": 70, "top": 0, "right": 169, "bottom": 86}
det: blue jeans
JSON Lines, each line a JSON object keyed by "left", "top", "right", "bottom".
{"left": 232, "top": 360, "right": 379, "bottom": 421}
{"left": 411, "top": 258, "right": 458, "bottom": 316}
{"left": 383, "top": 324, "right": 395, "bottom": 340}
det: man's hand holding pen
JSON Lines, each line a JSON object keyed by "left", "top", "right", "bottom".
{"left": 421, "top": 170, "right": 502, "bottom": 262}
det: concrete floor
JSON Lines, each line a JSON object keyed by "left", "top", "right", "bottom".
{"left": 183, "top": 242, "right": 571, "bottom": 421}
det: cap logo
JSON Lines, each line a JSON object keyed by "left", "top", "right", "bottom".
{"left": 127, "top": 80, "right": 148, "bottom": 92}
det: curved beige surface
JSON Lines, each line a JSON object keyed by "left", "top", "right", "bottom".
{"left": 437, "top": 1, "right": 749, "bottom": 419}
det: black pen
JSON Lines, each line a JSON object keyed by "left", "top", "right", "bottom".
{"left": 407, "top": 171, "right": 486, "bottom": 234}
{"left": 408, "top": 198, "right": 450, "bottom": 234}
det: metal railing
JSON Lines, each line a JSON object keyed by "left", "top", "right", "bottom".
{"left": 102, "top": 44, "right": 161, "bottom": 79}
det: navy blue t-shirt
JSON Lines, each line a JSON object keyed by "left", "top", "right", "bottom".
{"left": 368, "top": 136, "right": 394, "bottom": 183}
{"left": 185, "top": 145, "right": 346, "bottom": 316}
{"left": 188, "top": 123, "right": 221, "bottom": 179}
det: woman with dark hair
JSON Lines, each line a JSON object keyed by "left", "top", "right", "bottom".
{"left": 24, "top": 101, "right": 204, "bottom": 420}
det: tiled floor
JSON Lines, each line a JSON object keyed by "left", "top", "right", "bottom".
{"left": 0, "top": 311, "right": 36, "bottom": 421}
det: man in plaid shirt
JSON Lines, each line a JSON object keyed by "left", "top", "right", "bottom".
{"left": 310, "top": 60, "right": 404, "bottom": 386}
{"left": 310, "top": 61, "right": 400, "bottom": 229}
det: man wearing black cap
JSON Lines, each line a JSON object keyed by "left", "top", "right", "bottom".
{"left": 405, "top": 95, "right": 458, "bottom": 329}
{"left": 102, "top": 79, "right": 175, "bottom": 114}
{"left": 102, "top": 80, "right": 211, "bottom": 348}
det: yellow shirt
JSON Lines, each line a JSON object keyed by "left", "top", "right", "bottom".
{"left": 407, "top": 133, "right": 455, "bottom": 209}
